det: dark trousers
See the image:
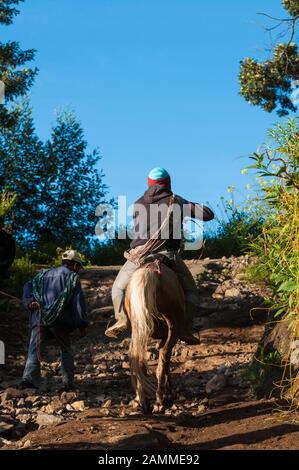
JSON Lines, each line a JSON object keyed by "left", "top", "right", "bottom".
{"left": 22, "top": 325, "right": 74, "bottom": 388}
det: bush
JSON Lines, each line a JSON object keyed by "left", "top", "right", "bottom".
{"left": 183, "top": 197, "right": 264, "bottom": 260}
{"left": 247, "top": 119, "right": 299, "bottom": 325}
{"left": 88, "top": 238, "right": 130, "bottom": 266}
{"left": 5, "top": 256, "right": 37, "bottom": 297}
{"left": 244, "top": 118, "right": 299, "bottom": 402}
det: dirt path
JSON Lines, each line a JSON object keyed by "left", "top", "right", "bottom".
{"left": 1, "top": 256, "right": 298, "bottom": 450}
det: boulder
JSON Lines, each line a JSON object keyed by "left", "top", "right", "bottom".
{"left": 71, "top": 400, "right": 86, "bottom": 412}
{"left": 224, "top": 287, "right": 240, "bottom": 298}
{"left": 35, "top": 412, "right": 64, "bottom": 427}
{"left": 205, "top": 373, "right": 227, "bottom": 395}
{"left": 0, "top": 388, "right": 23, "bottom": 405}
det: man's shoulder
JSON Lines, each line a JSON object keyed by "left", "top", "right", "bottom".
{"left": 174, "top": 194, "right": 189, "bottom": 205}
{"left": 134, "top": 195, "right": 145, "bottom": 205}
{"left": 46, "top": 265, "right": 69, "bottom": 277}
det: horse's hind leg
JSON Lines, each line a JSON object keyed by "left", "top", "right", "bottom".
{"left": 153, "top": 318, "right": 177, "bottom": 414}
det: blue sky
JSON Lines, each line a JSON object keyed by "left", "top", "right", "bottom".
{"left": 7, "top": 0, "right": 292, "bottom": 215}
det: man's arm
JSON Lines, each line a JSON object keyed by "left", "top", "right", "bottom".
{"left": 179, "top": 197, "right": 214, "bottom": 221}
{"left": 23, "top": 281, "right": 36, "bottom": 310}
{"left": 191, "top": 203, "right": 214, "bottom": 221}
{"left": 70, "top": 282, "right": 88, "bottom": 331}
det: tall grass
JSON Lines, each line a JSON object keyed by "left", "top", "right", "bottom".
{"left": 245, "top": 118, "right": 299, "bottom": 402}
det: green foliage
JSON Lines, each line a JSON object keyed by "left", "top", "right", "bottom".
{"left": 0, "top": 105, "right": 109, "bottom": 249}
{"left": 242, "top": 261, "right": 270, "bottom": 284}
{"left": 184, "top": 197, "right": 264, "bottom": 260}
{"left": 246, "top": 346, "right": 283, "bottom": 396}
{"left": 39, "top": 110, "right": 109, "bottom": 249}
{"left": 0, "top": 0, "right": 38, "bottom": 128}
{"left": 0, "top": 191, "right": 16, "bottom": 218}
{"left": 246, "top": 119, "right": 299, "bottom": 326}
{"left": 0, "top": 0, "right": 23, "bottom": 25}
{"left": 88, "top": 238, "right": 131, "bottom": 266}
{"left": 4, "top": 255, "right": 36, "bottom": 297}
{"left": 240, "top": 43, "right": 299, "bottom": 117}
{"left": 284, "top": 0, "right": 299, "bottom": 17}
{"left": 239, "top": 1, "right": 299, "bottom": 116}
{"left": 0, "top": 101, "right": 45, "bottom": 243}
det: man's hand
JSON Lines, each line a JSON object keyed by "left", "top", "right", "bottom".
{"left": 28, "top": 301, "right": 40, "bottom": 311}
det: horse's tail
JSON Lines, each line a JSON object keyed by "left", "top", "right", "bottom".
{"left": 128, "top": 266, "right": 159, "bottom": 401}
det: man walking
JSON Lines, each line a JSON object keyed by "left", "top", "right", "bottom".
{"left": 21, "top": 250, "right": 87, "bottom": 391}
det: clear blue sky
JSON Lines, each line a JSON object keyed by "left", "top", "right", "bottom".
{"left": 7, "top": 0, "right": 291, "bottom": 215}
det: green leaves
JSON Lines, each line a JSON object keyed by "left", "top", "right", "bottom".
{"left": 246, "top": 119, "right": 298, "bottom": 331}
{"left": 284, "top": 0, "right": 299, "bottom": 17}
{"left": 0, "top": 2, "right": 37, "bottom": 129}
{"left": 239, "top": 0, "right": 299, "bottom": 116}
{"left": 0, "top": 1, "right": 23, "bottom": 26}
{"left": 239, "top": 43, "right": 299, "bottom": 116}
{"left": 278, "top": 280, "right": 297, "bottom": 293}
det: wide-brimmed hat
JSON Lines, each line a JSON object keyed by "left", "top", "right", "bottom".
{"left": 62, "top": 250, "right": 84, "bottom": 267}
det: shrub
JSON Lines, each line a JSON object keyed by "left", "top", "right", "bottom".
{"left": 5, "top": 256, "right": 37, "bottom": 297}
{"left": 247, "top": 118, "right": 299, "bottom": 325}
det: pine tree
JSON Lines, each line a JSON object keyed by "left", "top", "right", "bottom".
{"left": 239, "top": 0, "right": 299, "bottom": 116}
{"left": 40, "top": 110, "right": 108, "bottom": 249}
{"left": 0, "top": 0, "right": 37, "bottom": 128}
{"left": 0, "top": 100, "right": 45, "bottom": 245}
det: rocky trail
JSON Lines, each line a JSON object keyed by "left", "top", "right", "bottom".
{"left": 1, "top": 256, "right": 299, "bottom": 450}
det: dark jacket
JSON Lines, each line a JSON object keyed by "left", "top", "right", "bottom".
{"left": 0, "top": 229, "right": 16, "bottom": 276}
{"left": 130, "top": 185, "right": 214, "bottom": 251}
{"left": 23, "top": 265, "right": 88, "bottom": 331}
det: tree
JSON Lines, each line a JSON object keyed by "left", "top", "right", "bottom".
{"left": 39, "top": 110, "right": 109, "bottom": 249}
{"left": 239, "top": 0, "right": 299, "bottom": 116}
{"left": 0, "top": 100, "right": 46, "bottom": 244}
{"left": 0, "top": 0, "right": 37, "bottom": 129}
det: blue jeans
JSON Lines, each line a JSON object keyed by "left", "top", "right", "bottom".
{"left": 22, "top": 325, "right": 74, "bottom": 388}
{"left": 112, "top": 250, "right": 200, "bottom": 307}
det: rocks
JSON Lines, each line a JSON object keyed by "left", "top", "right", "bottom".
{"left": 263, "top": 319, "right": 292, "bottom": 360}
{"left": 21, "top": 439, "right": 32, "bottom": 449}
{"left": 102, "top": 399, "right": 112, "bottom": 408}
{"left": 35, "top": 412, "right": 65, "bottom": 427}
{"left": 197, "top": 404, "right": 206, "bottom": 413}
{"left": 44, "top": 400, "right": 64, "bottom": 414}
{"left": 15, "top": 412, "right": 32, "bottom": 424}
{"left": 205, "top": 373, "right": 227, "bottom": 395}
{"left": 0, "top": 256, "right": 268, "bottom": 448}
{"left": 0, "top": 437, "right": 13, "bottom": 447}
{"left": 0, "top": 416, "right": 16, "bottom": 436}
{"left": 60, "top": 391, "right": 77, "bottom": 403}
{"left": 224, "top": 287, "right": 241, "bottom": 298}
{"left": 290, "top": 340, "right": 299, "bottom": 369}
{"left": 0, "top": 387, "right": 24, "bottom": 406}
{"left": 71, "top": 400, "right": 86, "bottom": 412}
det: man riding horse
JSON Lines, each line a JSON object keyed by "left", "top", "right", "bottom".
{"left": 105, "top": 167, "right": 214, "bottom": 344}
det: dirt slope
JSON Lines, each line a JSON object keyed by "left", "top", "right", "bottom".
{"left": 1, "top": 256, "right": 298, "bottom": 450}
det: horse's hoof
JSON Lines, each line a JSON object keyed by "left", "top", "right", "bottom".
{"left": 129, "top": 399, "right": 141, "bottom": 410}
{"left": 153, "top": 403, "right": 165, "bottom": 414}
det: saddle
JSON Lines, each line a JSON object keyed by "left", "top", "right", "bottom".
{"left": 141, "top": 253, "right": 177, "bottom": 272}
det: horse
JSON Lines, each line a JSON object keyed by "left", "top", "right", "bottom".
{"left": 124, "top": 258, "right": 185, "bottom": 414}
